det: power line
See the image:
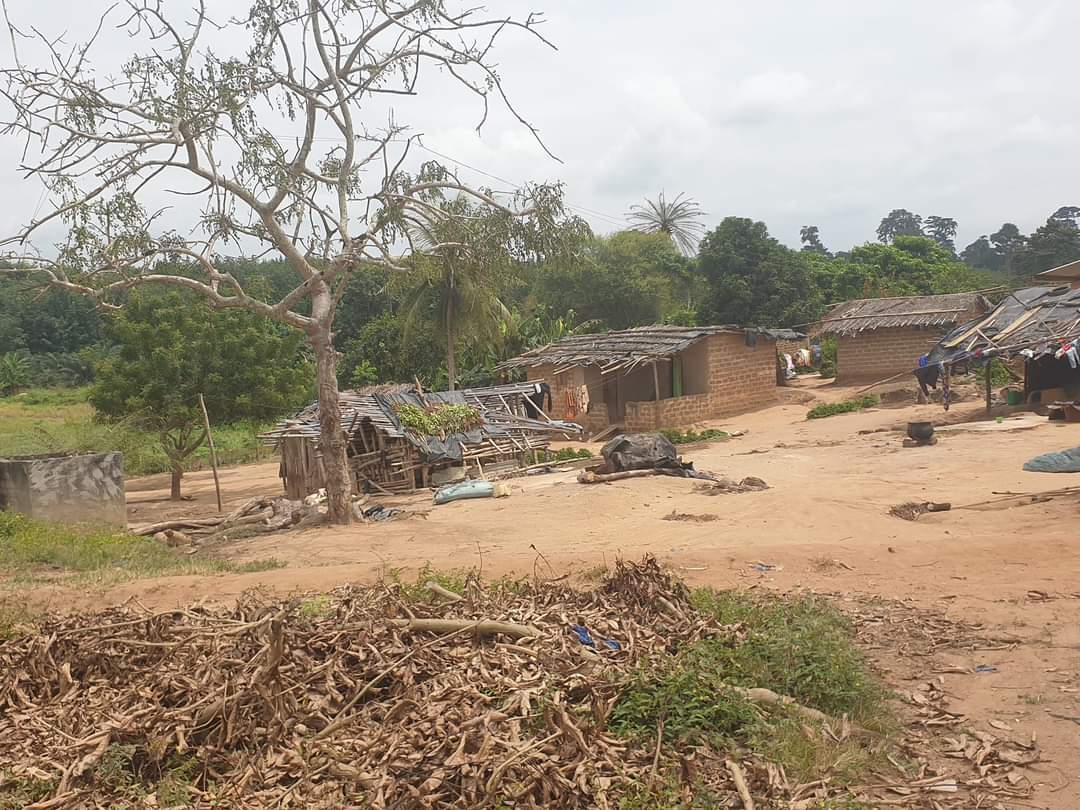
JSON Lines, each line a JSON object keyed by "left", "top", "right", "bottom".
{"left": 268, "top": 131, "right": 629, "bottom": 230}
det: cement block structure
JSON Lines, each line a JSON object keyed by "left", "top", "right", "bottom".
{"left": 497, "top": 325, "right": 790, "bottom": 436}
{"left": 815, "top": 292, "right": 991, "bottom": 383}
{"left": 0, "top": 452, "right": 126, "bottom": 526}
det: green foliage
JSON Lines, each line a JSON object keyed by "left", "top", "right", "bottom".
{"left": 0, "top": 388, "right": 274, "bottom": 476}
{"left": 90, "top": 291, "right": 311, "bottom": 492}
{"left": 553, "top": 447, "right": 593, "bottom": 461}
{"left": 338, "top": 311, "right": 444, "bottom": 389}
{"left": 973, "top": 358, "right": 1011, "bottom": 387}
{"left": 0, "top": 352, "right": 30, "bottom": 396}
{"left": 534, "top": 231, "right": 695, "bottom": 330}
{"left": 0, "top": 770, "right": 56, "bottom": 809}
{"left": 688, "top": 589, "right": 891, "bottom": 724}
{"left": 627, "top": 192, "right": 707, "bottom": 256}
{"left": 610, "top": 663, "right": 758, "bottom": 745}
{"left": 610, "top": 589, "right": 892, "bottom": 789}
{"left": 389, "top": 564, "right": 471, "bottom": 603}
{"left": 0, "top": 512, "right": 282, "bottom": 585}
{"left": 807, "top": 395, "right": 879, "bottom": 419}
{"left": 696, "top": 217, "right": 825, "bottom": 328}
{"left": 659, "top": 428, "right": 729, "bottom": 445}
{"left": 395, "top": 403, "right": 482, "bottom": 437}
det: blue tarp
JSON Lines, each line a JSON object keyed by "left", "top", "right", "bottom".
{"left": 1023, "top": 447, "right": 1080, "bottom": 473}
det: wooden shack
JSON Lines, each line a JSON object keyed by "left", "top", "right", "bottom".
{"left": 265, "top": 382, "right": 580, "bottom": 498}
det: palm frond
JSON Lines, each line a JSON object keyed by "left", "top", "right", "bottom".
{"left": 628, "top": 192, "right": 707, "bottom": 256}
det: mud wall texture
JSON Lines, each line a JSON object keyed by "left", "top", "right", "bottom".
{"left": 0, "top": 452, "right": 126, "bottom": 526}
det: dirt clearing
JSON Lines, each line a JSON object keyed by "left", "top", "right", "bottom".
{"left": 8, "top": 379, "right": 1080, "bottom": 806}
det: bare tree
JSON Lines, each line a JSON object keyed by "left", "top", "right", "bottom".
{"left": 0, "top": 0, "right": 569, "bottom": 523}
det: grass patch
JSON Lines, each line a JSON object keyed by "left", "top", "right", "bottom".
{"left": 0, "top": 387, "right": 274, "bottom": 476}
{"left": 0, "top": 512, "right": 283, "bottom": 586}
{"left": 610, "top": 588, "right": 894, "bottom": 788}
{"left": 526, "top": 447, "right": 593, "bottom": 464}
{"left": 0, "top": 600, "right": 36, "bottom": 640}
{"left": 0, "top": 771, "right": 57, "bottom": 809}
{"left": 388, "top": 563, "right": 471, "bottom": 602}
{"left": 659, "top": 427, "right": 730, "bottom": 445}
{"left": 807, "top": 395, "right": 879, "bottom": 420}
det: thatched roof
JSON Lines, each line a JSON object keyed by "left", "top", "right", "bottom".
{"left": 496, "top": 325, "right": 770, "bottom": 373}
{"left": 930, "top": 286, "right": 1080, "bottom": 361}
{"left": 262, "top": 381, "right": 580, "bottom": 451}
{"left": 815, "top": 292, "right": 990, "bottom": 337}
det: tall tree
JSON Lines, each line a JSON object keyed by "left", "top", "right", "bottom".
{"left": 924, "top": 216, "right": 958, "bottom": 253}
{"left": 876, "top": 209, "right": 924, "bottom": 243}
{"left": 534, "top": 230, "right": 692, "bottom": 330}
{"left": 1013, "top": 210, "right": 1080, "bottom": 277}
{"left": 799, "top": 225, "right": 829, "bottom": 255}
{"left": 0, "top": 1, "right": 566, "bottom": 523}
{"left": 696, "top": 217, "right": 824, "bottom": 328}
{"left": 989, "top": 223, "right": 1026, "bottom": 275}
{"left": 627, "top": 192, "right": 707, "bottom": 256}
{"left": 91, "top": 292, "right": 311, "bottom": 500}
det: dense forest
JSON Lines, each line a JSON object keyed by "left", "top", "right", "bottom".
{"left": 3, "top": 203, "right": 1079, "bottom": 395}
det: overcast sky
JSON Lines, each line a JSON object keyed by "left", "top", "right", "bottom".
{"left": 2, "top": 0, "right": 1078, "bottom": 255}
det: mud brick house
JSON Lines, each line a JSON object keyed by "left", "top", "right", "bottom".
{"left": 816, "top": 293, "right": 991, "bottom": 383}
{"left": 496, "top": 325, "right": 781, "bottom": 436}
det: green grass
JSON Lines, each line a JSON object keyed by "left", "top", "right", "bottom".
{"left": 0, "top": 512, "right": 283, "bottom": 587}
{"left": 0, "top": 387, "right": 274, "bottom": 476}
{"left": 807, "top": 395, "right": 879, "bottom": 420}
{"left": 389, "top": 563, "right": 471, "bottom": 602}
{"left": 610, "top": 588, "right": 894, "bottom": 788}
{"left": 659, "top": 428, "right": 730, "bottom": 445}
{"left": 0, "top": 771, "right": 57, "bottom": 809}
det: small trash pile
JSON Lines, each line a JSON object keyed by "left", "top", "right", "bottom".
{"left": 0, "top": 559, "right": 737, "bottom": 809}
{"left": 577, "top": 433, "right": 721, "bottom": 485}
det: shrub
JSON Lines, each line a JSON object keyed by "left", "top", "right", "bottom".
{"left": 659, "top": 427, "right": 729, "bottom": 445}
{"left": 807, "top": 395, "right": 878, "bottom": 419}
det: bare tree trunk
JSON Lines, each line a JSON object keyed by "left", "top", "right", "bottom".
{"left": 312, "top": 329, "right": 352, "bottom": 524}
{"left": 446, "top": 296, "right": 456, "bottom": 391}
{"left": 170, "top": 463, "right": 183, "bottom": 501}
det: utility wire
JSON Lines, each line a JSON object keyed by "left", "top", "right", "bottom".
{"left": 268, "top": 131, "right": 629, "bottom": 230}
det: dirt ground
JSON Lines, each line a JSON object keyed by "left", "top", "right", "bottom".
{"left": 21, "top": 376, "right": 1080, "bottom": 807}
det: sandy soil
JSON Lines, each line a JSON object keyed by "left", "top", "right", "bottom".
{"left": 21, "top": 376, "right": 1080, "bottom": 806}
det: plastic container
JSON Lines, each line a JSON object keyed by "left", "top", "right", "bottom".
{"left": 1006, "top": 389, "right": 1023, "bottom": 406}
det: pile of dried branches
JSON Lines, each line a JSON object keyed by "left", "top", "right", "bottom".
{"left": 0, "top": 558, "right": 744, "bottom": 808}
{"left": 131, "top": 496, "right": 322, "bottom": 548}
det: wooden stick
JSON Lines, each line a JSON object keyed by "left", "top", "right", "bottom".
{"left": 425, "top": 581, "right": 465, "bottom": 603}
{"left": 726, "top": 759, "right": 755, "bottom": 810}
{"left": 856, "top": 370, "right": 911, "bottom": 394}
{"left": 388, "top": 618, "right": 540, "bottom": 639}
{"left": 198, "top": 393, "right": 223, "bottom": 513}
{"left": 131, "top": 517, "right": 224, "bottom": 536}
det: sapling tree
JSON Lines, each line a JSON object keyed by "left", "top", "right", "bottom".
{"left": 0, "top": 0, "right": 569, "bottom": 523}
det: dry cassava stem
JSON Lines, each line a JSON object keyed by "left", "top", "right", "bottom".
{"left": 726, "top": 759, "right": 755, "bottom": 809}
{"left": 425, "top": 581, "right": 465, "bottom": 603}
{"left": 389, "top": 618, "right": 541, "bottom": 639}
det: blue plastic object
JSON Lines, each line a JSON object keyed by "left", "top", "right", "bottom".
{"left": 433, "top": 480, "right": 495, "bottom": 505}
{"left": 570, "top": 624, "right": 621, "bottom": 651}
{"left": 1023, "top": 447, "right": 1080, "bottom": 473}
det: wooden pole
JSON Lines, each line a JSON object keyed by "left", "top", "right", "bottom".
{"left": 985, "top": 361, "right": 993, "bottom": 414}
{"left": 198, "top": 393, "right": 223, "bottom": 513}
{"left": 652, "top": 361, "right": 661, "bottom": 401}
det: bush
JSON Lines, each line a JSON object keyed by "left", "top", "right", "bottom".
{"left": 659, "top": 427, "right": 729, "bottom": 445}
{"left": 807, "top": 395, "right": 878, "bottom": 419}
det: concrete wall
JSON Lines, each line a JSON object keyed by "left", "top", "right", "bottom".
{"left": 0, "top": 452, "right": 126, "bottom": 526}
{"left": 836, "top": 327, "right": 947, "bottom": 382}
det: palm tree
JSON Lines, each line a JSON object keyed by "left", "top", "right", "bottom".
{"left": 402, "top": 199, "right": 511, "bottom": 390}
{"left": 628, "top": 192, "right": 707, "bottom": 256}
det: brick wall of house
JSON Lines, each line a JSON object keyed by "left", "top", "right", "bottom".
{"left": 527, "top": 331, "right": 779, "bottom": 435}
{"left": 704, "top": 332, "right": 778, "bottom": 418}
{"left": 836, "top": 327, "right": 946, "bottom": 382}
